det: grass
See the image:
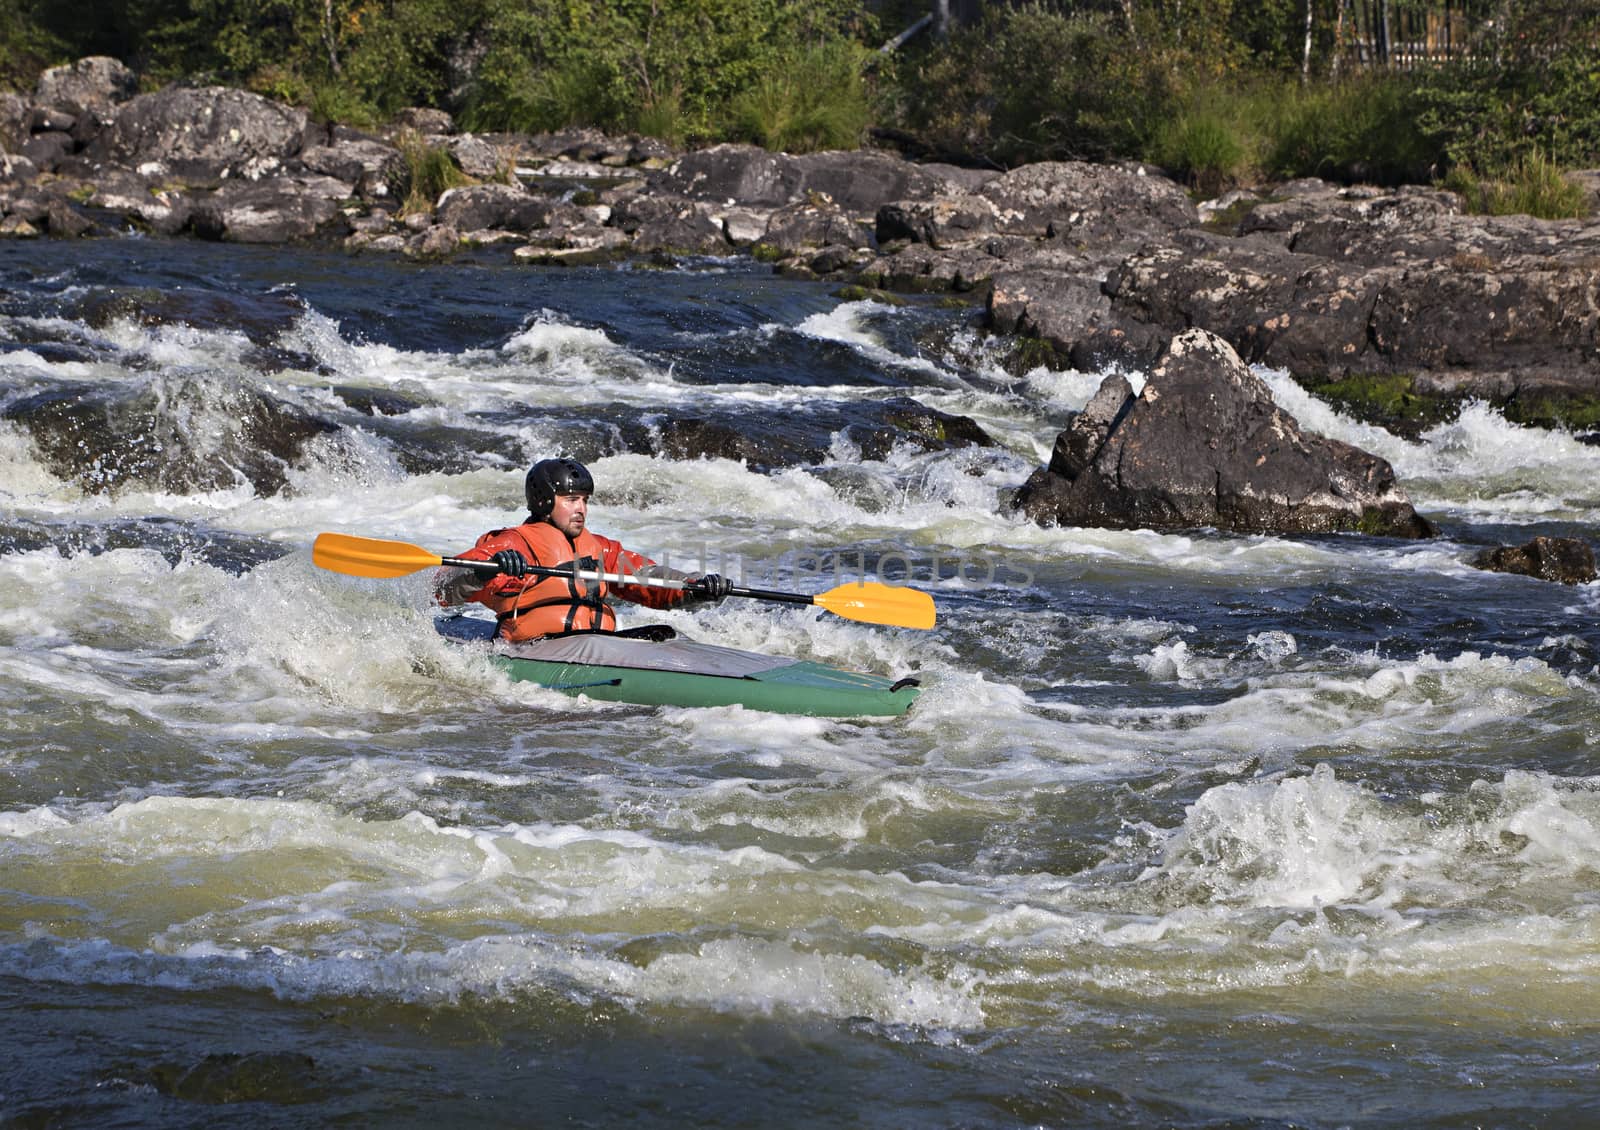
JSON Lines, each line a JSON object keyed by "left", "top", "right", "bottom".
{"left": 396, "top": 130, "right": 473, "bottom": 216}
{"left": 725, "top": 41, "right": 873, "bottom": 153}
{"left": 1441, "top": 151, "right": 1590, "bottom": 219}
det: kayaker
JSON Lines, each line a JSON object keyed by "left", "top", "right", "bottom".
{"left": 434, "top": 457, "right": 733, "bottom": 641}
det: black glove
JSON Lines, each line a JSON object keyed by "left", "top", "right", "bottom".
{"left": 689, "top": 573, "right": 732, "bottom": 601}
{"left": 490, "top": 549, "right": 530, "bottom": 578}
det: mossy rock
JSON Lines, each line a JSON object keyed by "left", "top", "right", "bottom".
{"left": 1502, "top": 391, "right": 1600, "bottom": 432}
{"left": 1000, "top": 335, "right": 1071, "bottom": 377}
{"left": 832, "top": 284, "right": 904, "bottom": 305}
{"left": 1302, "top": 372, "right": 1457, "bottom": 438}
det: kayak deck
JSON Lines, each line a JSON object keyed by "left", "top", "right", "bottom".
{"left": 436, "top": 616, "right": 920, "bottom": 718}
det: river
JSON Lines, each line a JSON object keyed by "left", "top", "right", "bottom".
{"left": 3, "top": 236, "right": 1600, "bottom": 1127}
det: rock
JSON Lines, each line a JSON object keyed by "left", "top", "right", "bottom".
{"left": 30, "top": 106, "right": 78, "bottom": 133}
{"left": 980, "top": 160, "right": 1199, "bottom": 242}
{"left": 299, "top": 138, "right": 406, "bottom": 201}
{"left": 0, "top": 92, "right": 28, "bottom": 151}
{"left": 85, "top": 170, "right": 192, "bottom": 235}
{"left": 756, "top": 196, "right": 868, "bottom": 257}
{"left": 189, "top": 176, "right": 350, "bottom": 243}
{"left": 90, "top": 87, "right": 310, "bottom": 180}
{"left": 434, "top": 183, "right": 551, "bottom": 232}
{"left": 20, "top": 131, "right": 73, "bottom": 173}
{"left": 448, "top": 134, "right": 502, "bottom": 178}
{"left": 660, "top": 146, "right": 985, "bottom": 224}
{"left": 1570, "top": 170, "right": 1600, "bottom": 214}
{"left": 46, "top": 199, "right": 95, "bottom": 238}
{"left": 4, "top": 378, "right": 339, "bottom": 497}
{"left": 655, "top": 417, "right": 774, "bottom": 464}
{"left": 0, "top": 152, "right": 37, "bottom": 185}
{"left": 790, "top": 149, "right": 962, "bottom": 218}
{"left": 407, "top": 224, "right": 460, "bottom": 258}
{"left": 1011, "top": 328, "right": 1436, "bottom": 538}
{"left": 990, "top": 269, "right": 1167, "bottom": 371}
{"left": 876, "top": 192, "right": 998, "bottom": 248}
{"left": 867, "top": 396, "right": 995, "bottom": 454}
{"left": 1472, "top": 536, "right": 1597, "bottom": 584}
{"left": 659, "top": 144, "right": 801, "bottom": 207}
{"left": 512, "top": 227, "right": 628, "bottom": 264}
{"left": 390, "top": 107, "right": 454, "bottom": 135}
{"left": 35, "top": 56, "right": 137, "bottom": 113}
{"left": 713, "top": 205, "right": 769, "bottom": 246}
{"left": 1047, "top": 374, "right": 1135, "bottom": 478}
{"left": 609, "top": 195, "right": 728, "bottom": 255}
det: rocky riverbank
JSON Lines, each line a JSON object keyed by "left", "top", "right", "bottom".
{"left": 6, "top": 57, "right": 1599, "bottom": 575}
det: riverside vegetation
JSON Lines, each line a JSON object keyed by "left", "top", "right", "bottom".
{"left": 1, "top": 0, "right": 1598, "bottom": 217}
{"left": 3, "top": 1, "right": 1599, "bottom": 566}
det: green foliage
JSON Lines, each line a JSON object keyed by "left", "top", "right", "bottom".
{"left": 4, "top": 0, "right": 1597, "bottom": 181}
{"left": 895, "top": 5, "right": 1170, "bottom": 165}
{"left": 1263, "top": 73, "right": 1435, "bottom": 185}
{"left": 0, "top": 0, "right": 68, "bottom": 92}
{"left": 726, "top": 39, "right": 872, "bottom": 152}
{"left": 463, "top": 0, "right": 872, "bottom": 144}
{"left": 1442, "top": 152, "right": 1590, "bottom": 220}
{"left": 1150, "top": 91, "right": 1257, "bottom": 193}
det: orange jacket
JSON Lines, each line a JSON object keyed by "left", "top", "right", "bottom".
{"left": 449, "top": 521, "right": 687, "bottom": 642}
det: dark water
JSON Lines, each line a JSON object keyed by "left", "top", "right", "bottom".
{"left": 3, "top": 237, "right": 1600, "bottom": 1127}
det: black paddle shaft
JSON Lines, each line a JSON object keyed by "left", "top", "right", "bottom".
{"left": 440, "top": 556, "right": 814, "bottom": 606}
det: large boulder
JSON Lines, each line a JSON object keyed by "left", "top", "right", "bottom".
{"left": 657, "top": 144, "right": 802, "bottom": 207}
{"left": 1011, "top": 328, "right": 1436, "bottom": 538}
{"left": 299, "top": 134, "right": 406, "bottom": 201}
{"left": 1, "top": 92, "right": 31, "bottom": 151}
{"left": 189, "top": 176, "right": 350, "bottom": 243}
{"left": 989, "top": 268, "right": 1167, "bottom": 371}
{"left": 84, "top": 169, "right": 192, "bottom": 235}
{"left": 757, "top": 196, "right": 869, "bottom": 257}
{"left": 34, "top": 56, "right": 137, "bottom": 114}
{"left": 434, "top": 183, "right": 552, "bottom": 232}
{"left": 1473, "top": 536, "right": 1597, "bottom": 585}
{"left": 4, "top": 378, "right": 338, "bottom": 497}
{"left": 876, "top": 192, "right": 998, "bottom": 248}
{"left": 790, "top": 149, "right": 967, "bottom": 218}
{"left": 609, "top": 195, "right": 729, "bottom": 255}
{"left": 90, "top": 87, "right": 310, "bottom": 180}
{"left": 1101, "top": 212, "right": 1600, "bottom": 388}
{"left": 980, "top": 161, "right": 1198, "bottom": 242}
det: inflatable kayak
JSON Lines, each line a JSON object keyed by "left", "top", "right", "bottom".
{"left": 437, "top": 616, "right": 921, "bottom": 718}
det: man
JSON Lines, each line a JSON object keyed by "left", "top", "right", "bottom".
{"left": 435, "top": 457, "right": 732, "bottom": 642}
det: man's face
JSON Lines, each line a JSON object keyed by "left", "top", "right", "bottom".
{"left": 548, "top": 492, "right": 589, "bottom": 538}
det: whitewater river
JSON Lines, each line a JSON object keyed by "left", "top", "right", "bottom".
{"left": 3, "top": 237, "right": 1600, "bottom": 1127}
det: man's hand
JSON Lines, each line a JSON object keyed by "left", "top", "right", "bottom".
{"left": 688, "top": 573, "right": 733, "bottom": 601}
{"left": 490, "top": 549, "right": 530, "bottom": 577}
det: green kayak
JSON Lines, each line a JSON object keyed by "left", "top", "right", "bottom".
{"left": 437, "top": 616, "right": 920, "bottom": 718}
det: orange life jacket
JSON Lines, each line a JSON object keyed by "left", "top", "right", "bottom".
{"left": 470, "top": 523, "right": 618, "bottom": 642}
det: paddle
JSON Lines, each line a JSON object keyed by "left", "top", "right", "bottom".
{"left": 311, "top": 532, "right": 937, "bottom": 630}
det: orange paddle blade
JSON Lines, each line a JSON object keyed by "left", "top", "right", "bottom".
{"left": 812, "top": 581, "right": 936, "bottom": 630}
{"left": 312, "top": 532, "right": 446, "bottom": 579}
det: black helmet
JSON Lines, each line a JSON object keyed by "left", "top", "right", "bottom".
{"left": 525, "top": 457, "right": 594, "bottom": 520}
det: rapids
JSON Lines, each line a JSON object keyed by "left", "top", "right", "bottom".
{"left": 3, "top": 238, "right": 1600, "bottom": 1127}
